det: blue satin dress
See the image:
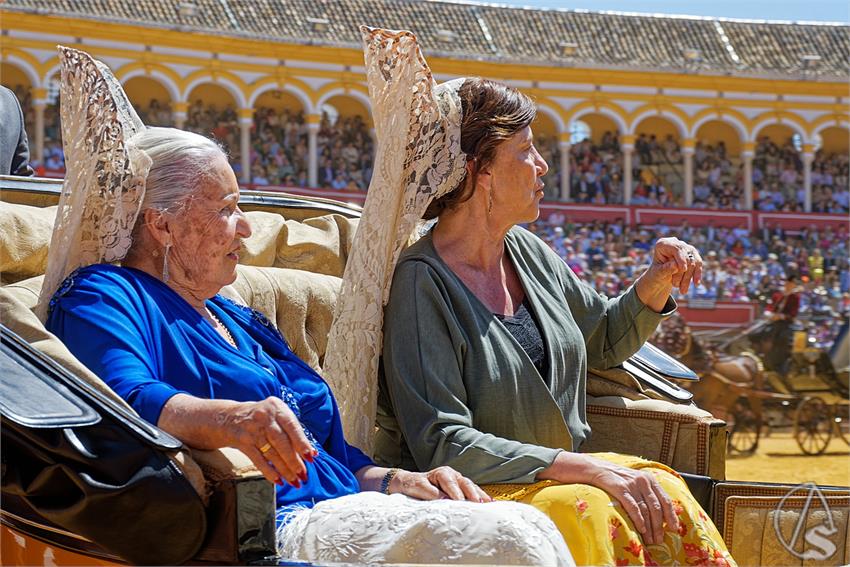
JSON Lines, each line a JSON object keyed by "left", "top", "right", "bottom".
{"left": 47, "top": 264, "right": 372, "bottom": 515}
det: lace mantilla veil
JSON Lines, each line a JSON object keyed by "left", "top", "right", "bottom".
{"left": 322, "top": 27, "right": 468, "bottom": 453}
{"left": 35, "top": 46, "right": 151, "bottom": 320}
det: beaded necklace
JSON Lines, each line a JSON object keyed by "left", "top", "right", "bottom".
{"left": 208, "top": 309, "right": 237, "bottom": 348}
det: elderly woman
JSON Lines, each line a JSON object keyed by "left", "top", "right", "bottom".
{"left": 41, "top": 49, "right": 570, "bottom": 565}
{"left": 372, "top": 76, "right": 735, "bottom": 566}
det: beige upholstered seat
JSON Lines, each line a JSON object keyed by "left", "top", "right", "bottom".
{"left": 0, "top": 200, "right": 356, "bottom": 504}
{"left": 0, "top": 197, "right": 726, "bottom": 490}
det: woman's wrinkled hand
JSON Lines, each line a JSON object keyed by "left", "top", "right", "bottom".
{"left": 647, "top": 236, "right": 703, "bottom": 295}
{"left": 589, "top": 463, "right": 680, "bottom": 546}
{"left": 220, "top": 397, "right": 317, "bottom": 487}
{"left": 389, "top": 466, "right": 493, "bottom": 503}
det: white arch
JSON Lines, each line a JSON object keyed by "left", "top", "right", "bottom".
{"left": 535, "top": 103, "right": 566, "bottom": 133}
{"left": 182, "top": 76, "right": 246, "bottom": 108}
{"left": 749, "top": 116, "right": 807, "bottom": 144}
{"left": 41, "top": 62, "right": 62, "bottom": 89}
{"left": 316, "top": 87, "right": 372, "bottom": 116}
{"left": 812, "top": 119, "right": 849, "bottom": 139}
{"left": 0, "top": 56, "right": 40, "bottom": 87}
{"left": 248, "top": 83, "right": 314, "bottom": 114}
{"left": 689, "top": 113, "right": 748, "bottom": 143}
{"left": 120, "top": 69, "right": 180, "bottom": 102}
{"left": 628, "top": 109, "right": 688, "bottom": 139}
{"left": 571, "top": 107, "right": 628, "bottom": 135}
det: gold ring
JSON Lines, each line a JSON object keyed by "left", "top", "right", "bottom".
{"left": 259, "top": 443, "right": 272, "bottom": 454}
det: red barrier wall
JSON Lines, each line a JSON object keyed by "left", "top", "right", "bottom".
{"left": 249, "top": 184, "right": 848, "bottom": 234}
{"left": 677, "top": 300, "right": 757, "bottom": 329}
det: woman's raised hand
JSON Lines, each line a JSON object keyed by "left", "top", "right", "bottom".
{"left": 389, "top": 466, "right": 493, "bottom": 503}
{"left": 649, "top": 236, "right": 703, "bottom": 295}
{"left": 219, "top": 397, "right": 317, "bottom": 487}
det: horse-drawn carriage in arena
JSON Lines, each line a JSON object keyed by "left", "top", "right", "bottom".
{"left": 2, "top": 175, "right": 849, "bottom": 566}
{"left": 651, "top": 305, "right": 850, "bottom": 457}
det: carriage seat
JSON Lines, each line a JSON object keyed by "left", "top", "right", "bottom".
{"left": 0, "top": 198, "right": 726, "bottom": 497}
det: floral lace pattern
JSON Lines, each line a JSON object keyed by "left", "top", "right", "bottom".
{"left": 279, "top": 385, "right": 319, "bottom": 448}
{"left": 47, "top": 268, "right": 82, "bottom": 315}
{"left": 277, "top": 492, "right": 572, "bottom": 565}
{"left": 36, "top": 46, "right": 151, "bottom": 321}
{"left": 322, "top": 27, "right": 468, "bottom": 453}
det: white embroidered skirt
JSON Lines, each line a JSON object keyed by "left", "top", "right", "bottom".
{"left": 278, "top": 492, "right": 574, "bottom": 565}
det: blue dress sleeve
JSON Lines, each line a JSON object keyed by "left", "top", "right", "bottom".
{"left": 343, "top": 442, "right": 373, "bottom": 474}
{"left": 317, "top": 396, "right": 374, "bottom": 474}
{"left": 46, "top": 270, "right": 189, "bottom": 425}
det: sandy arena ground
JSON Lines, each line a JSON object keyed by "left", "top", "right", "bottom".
{"left": 725, "top": 429, "right": 850, "bottom": 487}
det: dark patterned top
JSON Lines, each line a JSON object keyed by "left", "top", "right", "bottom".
{"left": 494, "top": 300, "right": 548, "bottom": 380}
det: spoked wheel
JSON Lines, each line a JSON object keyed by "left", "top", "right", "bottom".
{"left": 834, "top": 404, "right": 850, "bottom": 447}
{"left": 794, "top": 397, "right": 833, "bottom": 455}
{"left": 728, "top": 397, "right": 761, "bottom": 455}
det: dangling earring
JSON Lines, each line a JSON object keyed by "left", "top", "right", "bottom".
{"left": 487, "top": 191, "right": 493, "bottom": 215}
{"left": 162, "top": 242, "right": 172, "bottom": 282}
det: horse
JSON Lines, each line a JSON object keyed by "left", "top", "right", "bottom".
{"left": 650, "top": 313, "right": 774, "bottom": 454}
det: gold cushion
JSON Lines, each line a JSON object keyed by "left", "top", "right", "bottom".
{"left": 584, "top": 395, "right": 726, "bottom": 478}
{"left": 226, "top": 265, "right": 340, "bottom": 372}
{"left": 722, "top": 493, "right": 849, "bottom": 566}
{"left": 236, "top": 210, "right": 356, "bottom": 277}
{"left": 0, "top": 201, "right": 357, "bottom": 280}
{"left": 0, "top": 202, "right": 56, "bottom": 284}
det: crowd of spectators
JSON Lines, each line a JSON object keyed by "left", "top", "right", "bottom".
{"left": 10, "top": 83, "right": 64, "bottom": 175}
{"left": 569, "top": 132, "right": 625, "bottom": 204}
{"left": 534, "top": 132, "right": 696, "bottom": 207}
{"left": 533, "top": 132, "right": 628, "bottom": 203}
{"left": 249, "top": 107, "right": 374, "bottom": 190}
{"left": 631, "top": 133, "right": 683, "bottom": 206}
{"left": 528, "top": 214, "right": 850, "bottom": 329}
{"left": 184, "top": 99, "right": 240, "bottom": 159}
{"left": 5, "top": 85, "right": 849, "bottom": 211}
{"left": 752, "top": 136, "right": 806, "bottom": 212}
{"left": 183, "top": 102, "right": 376, "bottom": 191}
{"left": 692, "top": 140, "right": 745, "bottom": 209}
{"left": 748, "top": 136, "right": 850, "bottom": 214}
{"left": 136, "top": 98, "right": 174, "bottom": 127}
{"left": 811, "top": 149, "right": 850, "bottom": 213}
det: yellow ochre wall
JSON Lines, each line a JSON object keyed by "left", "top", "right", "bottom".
{"left": 1, "top": 11, "right": 848, "bottom": 153}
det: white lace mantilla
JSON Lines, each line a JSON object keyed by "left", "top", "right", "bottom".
{"left": 322, "top": 27, "right": 468, "bottom": 453}
{"left": 278, "top": 492, "right": 573, "bottom": 565}
{"left": 36, "top": 46, "right": 150, "bottom": 320}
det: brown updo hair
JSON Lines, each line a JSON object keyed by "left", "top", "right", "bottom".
{"left": 423, "top": 77, "right": 537, "bottom": 220}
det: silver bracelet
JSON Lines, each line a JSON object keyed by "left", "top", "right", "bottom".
{"left": 380, "top": 468, "right": 400, "bottom": 494}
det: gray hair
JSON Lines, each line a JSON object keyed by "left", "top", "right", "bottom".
{"left": 129, "top": 127, "right": 227, "bottom": 213}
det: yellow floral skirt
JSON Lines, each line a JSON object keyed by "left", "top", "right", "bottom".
{"left": 483, "top": 453, "right": 736, "bottom": 567}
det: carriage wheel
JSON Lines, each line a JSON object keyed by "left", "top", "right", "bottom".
{"left": 794, "top": 397, "right": 833, "bottom": 455}
{"left": 834, "top": 405, "right": 850, "bottom": 447}
{"left": 728, "top": 397, "right": 761, "bottom": 455}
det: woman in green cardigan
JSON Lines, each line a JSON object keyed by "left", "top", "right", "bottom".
{"left": 377, "top": 77, "right": 735, "bottom": 566}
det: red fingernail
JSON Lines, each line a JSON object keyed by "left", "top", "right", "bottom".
{"left": 292, "top": 479, "right": 301, "bottom": 489}
{"left": 304, "top": 452, "right": 315, "bottom": 463}
{"left": 274, "top": 479, "right": 283, "bottom": 486}
{"left": 298, "top": 470, "right": 308, "bottom": 482}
